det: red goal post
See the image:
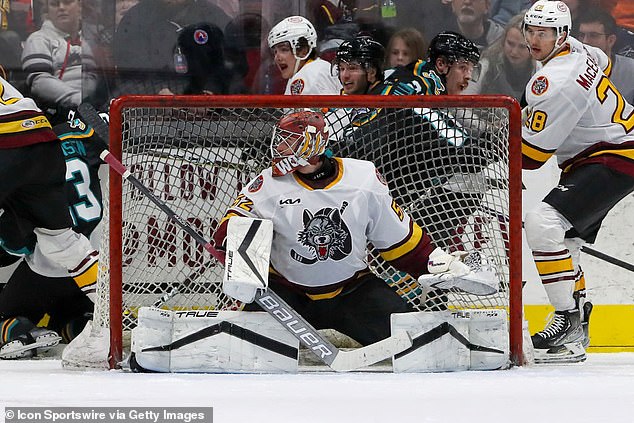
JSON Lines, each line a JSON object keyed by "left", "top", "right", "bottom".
{"left": 99, "top": 94, "right": 523, "bottom": 368}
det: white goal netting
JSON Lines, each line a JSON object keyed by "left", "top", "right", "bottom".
{"left": 86, "top": 95, "right": 522, "bottom": 368}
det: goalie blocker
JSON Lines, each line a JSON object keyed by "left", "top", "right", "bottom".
{"left": 222, "top": 217, "right": 273, "bottom": 303}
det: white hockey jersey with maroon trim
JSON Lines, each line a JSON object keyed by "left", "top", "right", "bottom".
{"left": 284, "top": 58, "right": 341, "bottom": 95}
{"left": 217, "top": 157, "right": 431, "bottom": 291}
{"left": 522, "top": 37, "right": 634, "bottom": 176}
{"left": 0, "top": 76, "right": 56, "bottom": 148}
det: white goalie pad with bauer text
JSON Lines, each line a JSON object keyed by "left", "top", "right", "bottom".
{"left": 131, "top": 307, "right": 299, "bottom": 373}
{"left": 391, "top": 310, "right": 509, "bottom": 372}
{"left": 223, "top": 217, "right": 273, "bottom": 303}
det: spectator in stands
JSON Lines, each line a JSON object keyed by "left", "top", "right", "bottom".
{"left": 268, "top": 15, "right": 341, "bottom": 95}
{"left": 21, "top": 0, "right": 98, "bottom": 121}
{"left": 576, "top": 8, "right": 634, "bottom": 104}
{"left": 445, "top": 0, "right": 504, "bottom": 52}
{"left": 0, "top": 28, "right": 23, "bottom": 85}
{"left": 385, "top": 27, "right": 427, "bottom": 68}
{"left": 112, "top": 0, "right": 247, "bottom": 96}
{"left": 175, "top": 22, "right": 245, "bottom": 95}
{"left": 116, "top": 0, "right": 138, "bottom": 26}
{"left": 2, "top": 0, "right": 38, "bottom": 40}
{"left": 394, "top": 0, "right": 453, "bottom": 42}
{"left": 589, "top": 0, "right": 634, "bottom": 58}
{"left": 307, "top": 0, "right": 345, "bottom": 40}
{"left": 489, "top": 0, "right": 532, "bottom": 26}
{"left": 464, "top": 13, "right": 535, "bottom": 101}
{"left": 225, "top": 12, "right": 283, "bottom": 94}
{"left": 606, "top": 0, "right": 634, "bottom": 31}
{"left": 561, "top": 0, "right": 634, "bottom": 54}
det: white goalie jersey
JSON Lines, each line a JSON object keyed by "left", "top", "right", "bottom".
{"left": 217, "top": 157, "right": 428, "bottom": 290}
{"left": 522, "top": 37, "right": 634, "bottom": 172}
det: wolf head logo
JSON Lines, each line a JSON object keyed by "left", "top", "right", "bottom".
{"left": 295, "top": 207, "right": 352, "bottom": 262}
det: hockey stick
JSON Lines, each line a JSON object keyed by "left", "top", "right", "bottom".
{"left": 519, "top": 219, "right": 634, "bottom": 273}
{"left": 78, "top": 103, "right": 412, "bottom": 372}
{"left": 581, "top": 246, "right": 634, "bottom": 273}
{"left": 151, "top": 266, "right": 208, "bottom": 308}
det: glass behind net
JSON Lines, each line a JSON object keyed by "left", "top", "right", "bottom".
{"left": 95, "top": 95, "right": 521, "bottom": 367}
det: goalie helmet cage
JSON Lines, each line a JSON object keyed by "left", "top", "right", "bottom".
{"left": 99, "top": 94, "right": 523, "bottom": 369}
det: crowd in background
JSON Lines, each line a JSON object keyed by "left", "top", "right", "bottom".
{"left": 1, "top": 0, "right": 633, "bottom": 120}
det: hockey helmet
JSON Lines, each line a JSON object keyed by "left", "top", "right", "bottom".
{"left": 267, "top": 16, "right": 317, "bottom": 60}
{"left": 334, "top": 36, "right": 385, "bottom": 75}
{"left": 271, "top": 111, "right": 330, "bottom": 177}
{"left": 523, "top": 1, "right": 571, "bottom": 55}
{"left": 427, "top": 31, "right": 480, "bottom": 65}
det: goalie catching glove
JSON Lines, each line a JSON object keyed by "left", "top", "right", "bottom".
{"left": 222, "top": 217, "right": 273, "bottom": 303}
{"left": 418, "top": 248, "right": 499, "bottom": 296}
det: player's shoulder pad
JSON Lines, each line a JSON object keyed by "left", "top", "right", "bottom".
{"left": 242, "top": 168, "right": 291, "bottom": 203}
{"left": 339, "top": 157, "right": 390, "bottom": 191}
{"left": 525, "top": 65, "right": 566, "bottom": 105}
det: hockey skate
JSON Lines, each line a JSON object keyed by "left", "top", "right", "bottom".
{"left": 532, "top": 309, "right": 586, "bottom": 364}
{"left": 0, "top": 325, "right": 62, "bottom": 359}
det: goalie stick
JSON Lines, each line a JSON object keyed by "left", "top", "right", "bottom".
{"left": 520, "top": 219, "right": 634, "bottom": 273}
{"left": 151, "top": 266, "right": 209, "bottom": 308}
{"left": 77, "top": 103, "right": 413, "bottom": 372}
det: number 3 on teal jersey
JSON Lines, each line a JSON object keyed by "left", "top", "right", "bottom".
{"left": 66, "top": 158, "right": 101, "bottom": 224}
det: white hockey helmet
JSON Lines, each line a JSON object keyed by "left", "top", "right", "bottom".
{"left": 524, "top": 1, "right": 571, "bottom": 54}
{"left": 267, "top": 16, "right": 317, "bottom": 60}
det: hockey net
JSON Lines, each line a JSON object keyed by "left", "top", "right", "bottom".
{"left": 78, "top": 95, "right": 523, "bottom": 369}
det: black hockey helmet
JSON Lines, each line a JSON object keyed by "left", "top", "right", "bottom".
{"left": 427, "top": 31, "right": 480, "bottom": 65}
{"left": 334, "top": 36, "right": 385, "bottom": 76}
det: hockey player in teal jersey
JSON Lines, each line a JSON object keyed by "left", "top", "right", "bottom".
{"left": 378, "top": 31, "right": 480, "bottom": 97}
{"left": 0, "top": 110, "right": 104, "bottom": 359}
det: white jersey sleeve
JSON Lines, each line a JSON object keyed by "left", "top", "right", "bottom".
{"left": 284, "top": 58, "right": 342, "bottom": 95}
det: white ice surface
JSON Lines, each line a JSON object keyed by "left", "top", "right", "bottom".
{"left": 1, "top": 353, "right": 633, "bottom": 423}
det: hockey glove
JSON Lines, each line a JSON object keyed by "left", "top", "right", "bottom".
{"left": 222, "top": 217, "right": 273, "bottom": 303}
{"left": 418, "top": 248, "right": 499, "bottom": 296}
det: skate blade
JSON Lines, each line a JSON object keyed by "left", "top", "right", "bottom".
{"left": 0, "top": 333, "right": 62, "bottom": 360}
{"left": 534, "top": 341, "right": 586, "bottom": 364}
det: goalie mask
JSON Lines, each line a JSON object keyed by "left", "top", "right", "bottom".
{"left": 271, "top": 111, "right": 330, "bottom": 177}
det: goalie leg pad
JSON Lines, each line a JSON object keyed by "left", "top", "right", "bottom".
{"left": 61, "top": 320, "right": 110, "bottom": 370}
{"left": 131, "top": 307, "right": 299, "bottom": 373}
{"left": 391, "top": 309, "right": 509, "bottom": 372}
{"left": 223, "top": 217, "right": 273, "bottom": 303}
